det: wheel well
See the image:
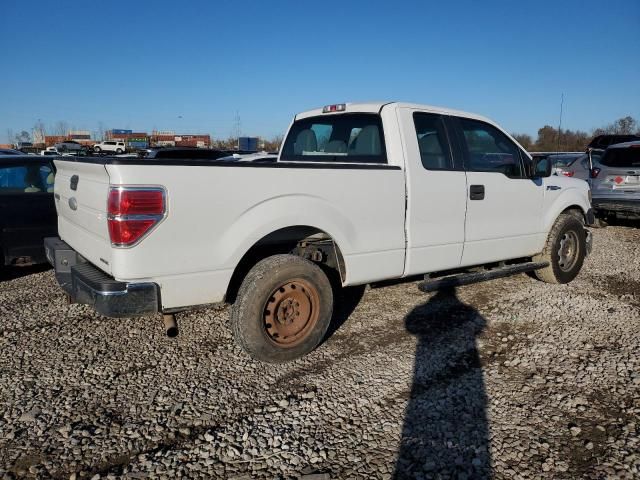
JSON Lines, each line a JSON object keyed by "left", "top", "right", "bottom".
{"left": 562, "top": 206, "right": 586, "bottom": 223}
{"left": 225, "top": 226, "right": 346, "bottom": 304}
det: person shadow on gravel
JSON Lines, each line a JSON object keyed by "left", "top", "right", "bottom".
{"left": 393, "top": 287, "right": 491, "bottom": 479}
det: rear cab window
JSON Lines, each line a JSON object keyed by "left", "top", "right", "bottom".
{"left": 280, "top": 113, "right": 387, "bottom": 164}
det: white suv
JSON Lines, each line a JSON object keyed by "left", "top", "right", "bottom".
{"left": 93, "top": 141, "right": 126, "bottom": 154}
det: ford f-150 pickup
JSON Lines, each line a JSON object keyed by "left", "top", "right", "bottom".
{"left": 45, "top": 102, "right": 595, "bottom": 362}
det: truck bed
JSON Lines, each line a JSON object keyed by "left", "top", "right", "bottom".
{"left": 53, "top": 156, "right": 406, "bottom": 309}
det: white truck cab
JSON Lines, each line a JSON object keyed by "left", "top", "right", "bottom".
{"left": 46, "top": 102, "right": 595, "bottom": 362}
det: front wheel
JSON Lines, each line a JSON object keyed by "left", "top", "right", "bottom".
{"left": 116, "top": 148, "right": 123, "bottom": 154}
{"left": 94, "top": 146, "right": 101, "bottom": 153}
{"left": 534, "top": 213, "right": 587, "bottom": 284}
{"left": 230, "top": 254, "right": 333, "bottom": 363}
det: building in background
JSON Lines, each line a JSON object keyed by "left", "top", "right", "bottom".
{"left": 106, "top": 130, "right": 150, "bottom": 150}
{"left": 149, "top": 131, "right": 211, "bottom": 148}
{"left": 68, "top": 130, "right": 91, "bottom": 140}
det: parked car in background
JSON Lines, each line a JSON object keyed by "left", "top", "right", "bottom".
{"left": 93, "top": 141, "right": 126, "bottom": 154}
{"left": 588, "top": 134, "right": 640, "bottom": 150}
{"left": 14, "top": 141, "right": 34, "bottom": 151}
{"left": 54, "top": 140, "right": 84, "bottom": 153}
{"left": 591, "top": 141, "right": 640, "bottom": 219}
{"left": 551, "top": 151, "right": 604, "bottom": 181}
{"left": 0, "top": 148, "right": 26, "bottom": 155}
{"left": 46, "top": 102, "right": 594, "bottom": 362}
{"left": 0, "top": 155, "right": 57, "bottom": 268}
{"left": 549, "top": 153, "right": 583, "bottom": 177}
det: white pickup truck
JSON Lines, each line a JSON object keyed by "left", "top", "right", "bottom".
{"left": 45, "top": 102, "right": 595, "bottom": 362}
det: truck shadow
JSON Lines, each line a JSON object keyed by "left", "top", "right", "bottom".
{"left": 0, "top": 264, "right": 51, "bottom": 283}
{"left": 322, "top": 285, "right": 366, "bottom": 343}
{"left": 394, "top": 287, "right": 491, "bottom": 479}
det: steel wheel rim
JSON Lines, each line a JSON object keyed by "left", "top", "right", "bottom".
{"left": 263, "top": 279, "right": 320, "bottom": 348}
{"left": 558, "top": 231, "right": 579, "bottom": 272}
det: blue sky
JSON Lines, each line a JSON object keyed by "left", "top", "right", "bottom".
{"left": 1, "top": 0, "right": 639, "bottom": 142}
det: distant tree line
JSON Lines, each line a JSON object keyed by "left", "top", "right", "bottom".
{"left": 512, "top": 116, "right": 639, "bottom": 152}
{"left": 7, "top": 115, "right": 638, "bottom": 153}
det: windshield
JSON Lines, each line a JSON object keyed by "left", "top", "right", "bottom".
{"left": 600, "top": 146, "right": 640, "bottom": 168}
{"left": 280, "top": 113, "right": 386, "bottom": 163}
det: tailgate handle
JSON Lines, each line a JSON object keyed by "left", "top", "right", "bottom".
{"left": 469, "top": 185, "right": 485, "bottom": 200}
{"left": 70, "top": 175, "right": 79, "bottom": 191}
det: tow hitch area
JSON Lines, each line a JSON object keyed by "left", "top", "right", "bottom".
{"left": 419, "top": 261, "right": 549, "bottom": 293}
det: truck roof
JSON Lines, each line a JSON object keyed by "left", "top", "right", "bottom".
{"left": 295, "top": 101, "right": 495, "bottom": 125}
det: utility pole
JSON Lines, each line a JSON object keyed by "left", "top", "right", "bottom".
{"left": 556, "top": 93, "right": 564, "bottom": 152}
{"left": 233, "top": 111, "right": 241, "bottom": 150}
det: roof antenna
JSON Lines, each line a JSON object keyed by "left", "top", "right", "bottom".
{"left": 557, "top": 93, "right": 564, "bottom": 152}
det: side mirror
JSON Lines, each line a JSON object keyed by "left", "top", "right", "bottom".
{"left": 533, "top": 157, "right": 552, "bottom": 178}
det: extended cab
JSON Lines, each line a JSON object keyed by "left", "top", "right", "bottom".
{"left": 45, "top": 102, "right": 595, "bottom": 362}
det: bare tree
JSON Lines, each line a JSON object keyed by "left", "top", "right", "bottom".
{"left": 615, "top": 116, "right": 637, "bottom": 135}
{"left": 96, "top": 121, "right": 107, "bottom": 141}
{"left": 6, "top": 129, "right": 15, "bottom": 145}
{"left": 16, "top": 130, "right": 31, "bottom": 143}
{"left": 593, "top": 116, "right": 638, "bottom": 135}
{"left": 511, "top": 133, "right": 533, "bottom": 151}
{"left": 53, "top": 121, "right": 69, "bottom": 137}
{"left": 262, "top": 134, "right": 284, "bottom": 152}
{"left": 32, "top": 120, "right": 46, "bottom": 145}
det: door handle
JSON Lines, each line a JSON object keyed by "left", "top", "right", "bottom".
{"left": 469, "top": 185, "right": 485, "bottom": 200}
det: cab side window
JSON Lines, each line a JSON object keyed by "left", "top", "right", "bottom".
{"left": 459, "top": 118, "right": 524, "bottom": 178}
{"left": 413, "top": 113, "right": 454, "bottom": 170}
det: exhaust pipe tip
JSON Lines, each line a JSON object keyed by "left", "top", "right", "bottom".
{"left": 163, "top": 314, "right": 178, "bottom": 338}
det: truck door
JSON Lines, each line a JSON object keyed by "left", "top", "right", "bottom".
{"left": 452, "top": 117, "right": 545, "bottom": 266}
{"left": 398, "top": 109, "right": 468, "bottom": 276}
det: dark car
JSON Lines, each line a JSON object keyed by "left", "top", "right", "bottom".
{"left": 54, "top": 140, "right": 85, "bottom": 153}
{"left": 0, "top": 155, "right": 57, "bottom": 267}
{"left": 588, "top": 134, "right": 640, "bottom": 150}
{"left": 0, "top": 148, "right": 26, "bottom": 155}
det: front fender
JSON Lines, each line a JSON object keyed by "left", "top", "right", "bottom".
{"left": 542, "top": 184, "right": 591, "bottom": 233}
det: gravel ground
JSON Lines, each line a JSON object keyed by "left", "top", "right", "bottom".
{"left": 0, "top": 224, "right": 639, "bottom": 479}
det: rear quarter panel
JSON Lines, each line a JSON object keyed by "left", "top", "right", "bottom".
{"left": 106, "top": 164, "right": 406, "bottom": 309}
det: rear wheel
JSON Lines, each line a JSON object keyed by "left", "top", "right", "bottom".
{"left": 534, "top": 213, "right": 586, "bottom": 284}
{"left": 94, "top": 146, "right": 101, "bottom": 153}
{"left": 116, "top": 148, "right": 123, "bottom": 154}
{"left": 230, "top": 254, "right": 333, "bottom": 363}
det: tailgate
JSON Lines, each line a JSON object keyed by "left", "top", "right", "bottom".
{"left": 54, "top": 159, "right": 113, "bottom": 274}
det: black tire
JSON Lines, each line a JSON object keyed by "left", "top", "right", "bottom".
{"left": 94, "top": 146, "right": 101, "bottom": 153}
{"left": 534, "top": 213, "right": 586, "bottom": 284}
{"left": 116, "top": 148, "right": 123, "bottom": 154}
{"left": 230, "top": 254, "right": 333, "bottom": 363}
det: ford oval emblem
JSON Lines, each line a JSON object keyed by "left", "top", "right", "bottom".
{"left": 69, "top": 197, "right": 78, "bottom": 211}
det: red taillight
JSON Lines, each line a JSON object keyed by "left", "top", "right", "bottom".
{"left": 108, "top": 218, "right": 156, "bottom": 246}
{"left": 590, "top": 167, "right": 601, "bottom": 178}
{"left": 562, "top": 171, "right": 575, "bottom": 177}
{"left": 108, "top": 189, "right": 164, "bottom": 216}
{"left": 107, "top": 187, "right": 166, "bottom": 246}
